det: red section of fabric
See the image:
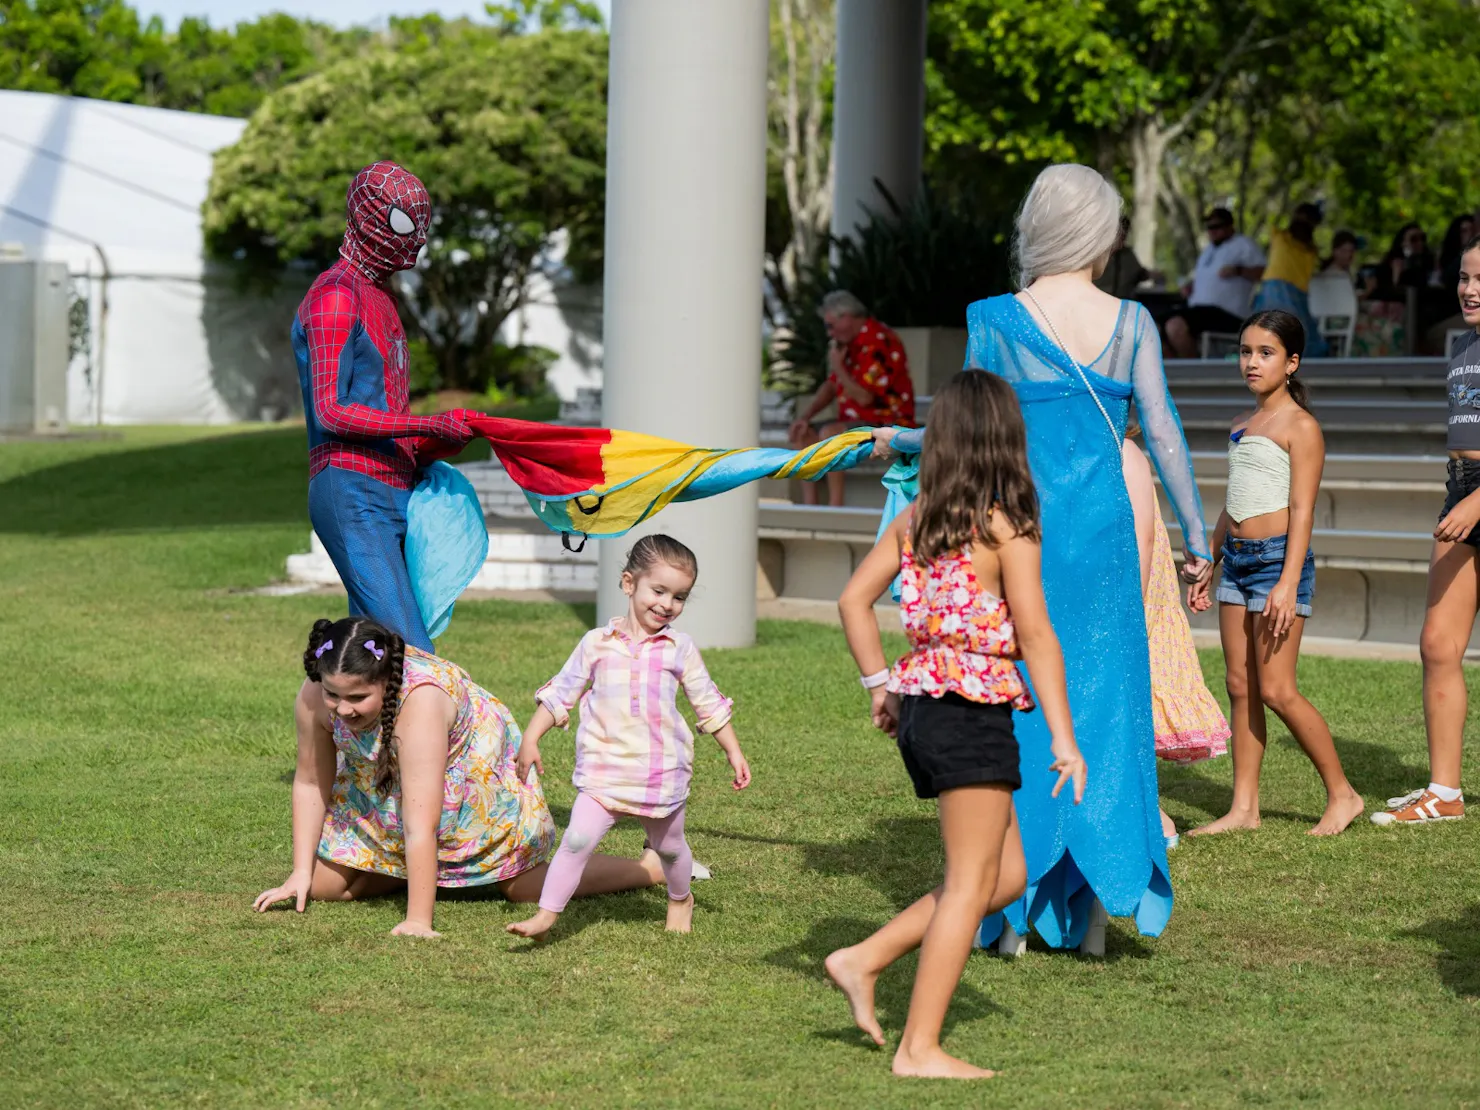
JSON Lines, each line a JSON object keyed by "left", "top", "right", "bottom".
{"left": 463, "top": 414, "right": 612, "bottom": 495}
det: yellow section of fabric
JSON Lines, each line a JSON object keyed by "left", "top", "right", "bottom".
{"left": 557, "top": 428, "right": 874, "bottom": 534}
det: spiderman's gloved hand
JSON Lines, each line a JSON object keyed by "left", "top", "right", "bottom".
{"left": 428, "top": 410, "right": 476, "bottom": 447}
{"left": 409, "top": 410, "right": 479, "bottom": 467}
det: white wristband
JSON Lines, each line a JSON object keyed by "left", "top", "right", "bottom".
{"left": 860, "top": 669, "right": 890, "bottom": 689}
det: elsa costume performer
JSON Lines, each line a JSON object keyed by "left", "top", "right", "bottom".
{"left": 874, "top": 165, "right": 1212, "bottom": 954}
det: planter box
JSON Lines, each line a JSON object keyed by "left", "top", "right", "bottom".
{"left": 895, "top": 326, "right": 967, "bottom": 397}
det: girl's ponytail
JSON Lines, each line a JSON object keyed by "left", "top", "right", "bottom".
{"left": 372, "top": 631, "right": 408, "bottom": 794}
{"left": 303, "top": 618, "right": 335, "bottom": 682}
{"left": 1286, "top": 373, "right": 1311, "bottom": 412}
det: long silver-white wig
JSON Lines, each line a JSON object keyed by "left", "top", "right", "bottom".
{"left": 1014, "top": 164, "right": 1124, "bottom": 286}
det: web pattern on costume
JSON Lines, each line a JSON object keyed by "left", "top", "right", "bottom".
{"left": 294, "top": 161, "right": 466, "bottom": 489}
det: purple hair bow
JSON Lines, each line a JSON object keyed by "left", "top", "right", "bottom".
{"left": 363, "top": 640, "right": 385, "bottom": 661}
{"left": 314, "top": 640, "right": 334, "bottom": 659}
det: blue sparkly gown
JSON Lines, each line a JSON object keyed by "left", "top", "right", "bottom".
{"left": 884, "top": 294, "right": 1209, "bottom": 949}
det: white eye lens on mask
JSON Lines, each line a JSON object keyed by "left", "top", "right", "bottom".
{"left": 388, "top": 207, "right": 416, "bottom": 236}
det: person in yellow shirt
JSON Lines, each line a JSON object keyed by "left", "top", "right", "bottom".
{"left": 1252, "top": 203, "right": 1329, "bottom": 356}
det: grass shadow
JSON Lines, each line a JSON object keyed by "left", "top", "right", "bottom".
{"left": 693, "top": 816, "right": 938, "bottom": 908}
{"left": 0, "top": 428, "right": 308, "bottom": 536}
{"left": 1333, "top": 736, "right": 1430, "bottom": 804}
{"left": 1160, "top": 732, "right": 1428, "bottom": 826}
{"left": 765, "top": 915, "right": 1012, "bottom": 1048}
{"left": 496, "top": 886, "right": 677, "bottom": 950}
{"left": 1405, "top": 902, "right": 1480, "bottom": 998}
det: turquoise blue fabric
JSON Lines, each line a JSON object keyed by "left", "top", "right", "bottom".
{"left": 878, "top": 456, "right": 920, "bottom": 601}
{"left": 883, "top": 294, "right": 1207, "bottom": 949}
{"left": 405, "top": 462, "right": 489, "bottom": 641}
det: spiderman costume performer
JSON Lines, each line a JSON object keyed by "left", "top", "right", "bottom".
{"left": 294, "top": 162, "right": 472, "bottom": 652}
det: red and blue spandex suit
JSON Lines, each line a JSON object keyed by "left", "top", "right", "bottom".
{"left": 293, "top": 162, "right": 471, "bottom": 652}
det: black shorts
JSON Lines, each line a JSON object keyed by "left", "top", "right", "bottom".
{"left": 896, "top": 693, "right": 1021, "bottom": 800}
{"left": 1174, "top": 304, "right": 1243, "bottom": 337}
{"left": 1440, "top": 458, "right": 1480, "bottom": 547}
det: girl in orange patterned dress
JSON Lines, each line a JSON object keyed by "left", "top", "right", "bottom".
{"left": 252, "top": 616, "right": 665, "bottom": 936}
{"left": 1123, "top": 433, "right": 1231, "bottom": 847}
{"left": 825, "top": 371, "right": 1085, "bottom": 1080}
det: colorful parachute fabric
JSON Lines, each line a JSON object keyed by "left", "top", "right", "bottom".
{"left": 462, "top": 414, "right": 877, "bottom": 543}
{"left": 405, "top": 416, "right": 880, "bottom": 637}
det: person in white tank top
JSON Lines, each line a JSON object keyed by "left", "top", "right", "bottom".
{"left": 1187, "top": 310, "right": 1364, "bottom": 838}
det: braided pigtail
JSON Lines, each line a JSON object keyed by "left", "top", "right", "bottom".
{"left": 303, "top": 618, "right": 335, "bottom": 682}
{"left": 372, "top": 631, "right": 407, "bottom": 794}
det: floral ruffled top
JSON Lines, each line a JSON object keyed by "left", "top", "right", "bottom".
{"left": 889, "top": 530, "right": 1035, "bottom": 710}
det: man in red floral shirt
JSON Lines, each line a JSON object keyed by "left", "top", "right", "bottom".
{"left": 787, "top": 291, "right": 916, "bottom": 506}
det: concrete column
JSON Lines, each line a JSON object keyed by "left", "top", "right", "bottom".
{"left": 830, "top": 0, "right": 928, "bottom": 244}
{"left": 596, "top": 0, "right": 769, "bottom": 648}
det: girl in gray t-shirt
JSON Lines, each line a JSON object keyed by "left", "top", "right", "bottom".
{"left": 1378, "top": 235, "right": 1480, "bottom": 826}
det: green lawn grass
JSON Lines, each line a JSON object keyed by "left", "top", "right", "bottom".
{"left": 1, "top": 428, "right": 1476, "bottom": 1108}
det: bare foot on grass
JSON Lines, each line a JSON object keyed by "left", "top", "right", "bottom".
{"left": 506, "top": 908, "right": 558, "bottom": 940}
{"left": 665, "top": 893, "right": 694, "bottom": 933}
{"left": 824, "top": 946, "right": 885, "bottom": 1047}
{"left": 892, "top": 1045, "right": 996, "bottom": 1080}
{"left": 1187, "top": 808, "right": 1261, "bottom": 837}
{"left": 1308, "top": 790, "right": 1365, "bottom": 836}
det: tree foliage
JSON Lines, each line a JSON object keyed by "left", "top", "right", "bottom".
{"left": 202, "top": 24, "right": 607, "bottom": 395}
{"left": 0, "top": 0, "right": 153, "bottom": 101}
{"left": 925, "top": 0, "right": 1480, "bottom": 272}
{"left": 767, "top": 186, "right": 1013, "bottom": 398}
{"left": 0, "top": 0, "right": 436, "bottom": 118}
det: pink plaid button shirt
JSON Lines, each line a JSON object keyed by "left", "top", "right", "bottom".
{"left": 536, "top": 620, "right": 734, "bottom": 818}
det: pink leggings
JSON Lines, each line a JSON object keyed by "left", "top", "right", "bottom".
{"left": 538, "top": 791, "right": 693, "bottom": 913}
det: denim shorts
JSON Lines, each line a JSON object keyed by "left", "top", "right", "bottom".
{"left": 1439, "top": 458, "right": 1480, "bottom": 548}
{"left": 1216, "top": 534, "right": 1315, "bottom": 617}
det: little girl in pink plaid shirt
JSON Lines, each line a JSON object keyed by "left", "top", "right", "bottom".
{"left": 507, "top": 535, "right": 751, "bottom": 938}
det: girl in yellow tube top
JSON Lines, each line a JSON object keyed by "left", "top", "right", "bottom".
{"left": 1188, "top": 310, "right": 1364, "bottom": 838}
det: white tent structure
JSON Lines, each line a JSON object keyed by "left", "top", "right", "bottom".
{"left": 0, "top": 89, "right": 606, "bottom": 426}
{"left": 0, "top": 90, "right": 304, "bottom": 425}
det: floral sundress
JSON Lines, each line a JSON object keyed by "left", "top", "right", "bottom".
{"left": 1146, "top": 499, "right": 1230, "bottom": 763}
{"left": 317, "top": 648, "right": 557, "bottom": 885}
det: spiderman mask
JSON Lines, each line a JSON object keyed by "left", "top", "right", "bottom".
{"left": 339, "top": 161, "right": 431, "bottom": 280}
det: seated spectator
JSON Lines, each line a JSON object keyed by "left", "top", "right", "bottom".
{"left": 1095, "top": 216, "right": 1161, "bottom": 298}
{"left": 1321, "top": 230, "right": 1359, "bottom": 276}
{"left": 1163, "top": 208, "right": 1266, "bottom": 358}
{"left": 1371, "top": 223, "right": 1435, "bottom": 302}
{"left": 1251, "top": 202, "right": 1329, "bottom": 357}
{"left": 787, "top": 290, "right": 915, "bottom": 507}
{"left": 1439, "top": 214, "right": 1475, "bottom": 291}
{"left": 1427, "top": 214, "right": 1477, "bottom": 352}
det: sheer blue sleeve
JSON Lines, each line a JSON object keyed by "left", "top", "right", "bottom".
{"left": 891, "top": 427, "right": 925, "bottom": 455}
{"left": 888, "top": 318, "right": 987, "bottom": 458}
{"left": 1129, "top": 304, "right": 1209, "bottom": 559}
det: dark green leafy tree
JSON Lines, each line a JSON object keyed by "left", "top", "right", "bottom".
{"left": 203, "top": 24, "right": 607, "bottom": 395}
{"left": 0, "top": 0, "right": 150, "bottom": 101}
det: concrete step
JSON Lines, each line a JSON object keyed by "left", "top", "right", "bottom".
{"left": 751, "top": 499, "right": 1464, "bottom": 650}
{"left": 1165, "top": 356, "right": 1445, "bottom": 385}
{"left": 287, "top": 525, "right": 599, "bottom": 594}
